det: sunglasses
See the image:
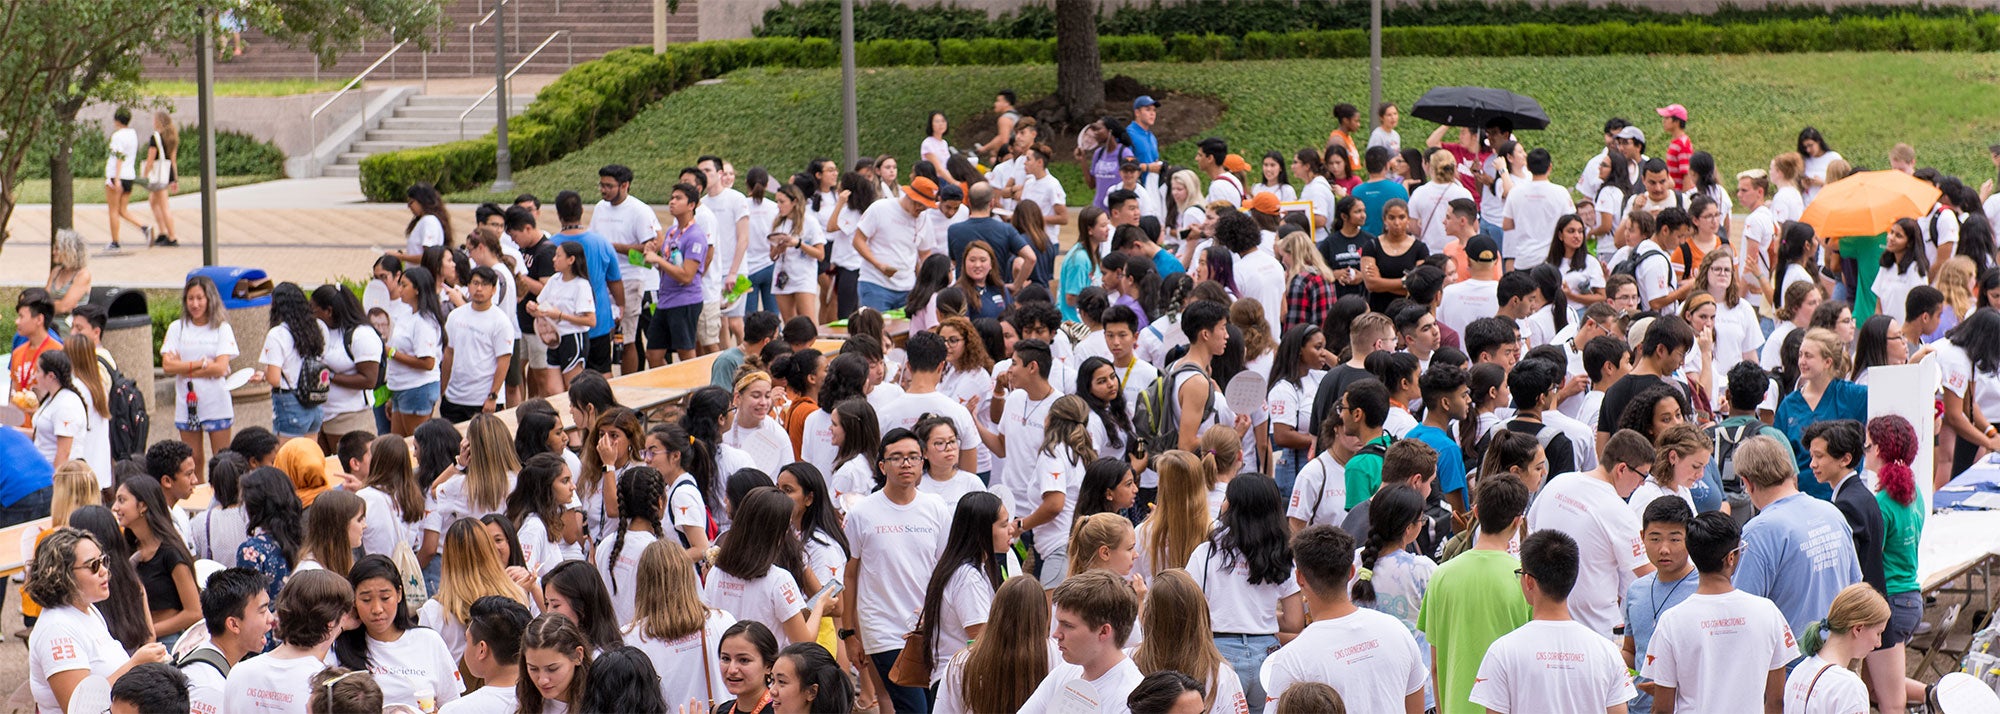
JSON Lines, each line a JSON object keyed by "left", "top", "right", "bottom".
{"left": 73, "top": 556, "right": 106, "bottom": 576}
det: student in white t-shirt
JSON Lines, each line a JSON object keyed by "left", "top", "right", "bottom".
{"left": 384, "top": 267, "right": 447, "bottom": 435}
{"left": 1129, "top": 570, "right": 1251, "bottom": 714}
{"left": 509, "top": 452, "right": 578, "bottom": 578}
{"left": 180, "top": 567, "right": 275, "bottom": 714}
{"left": 594, "top": 467, "right": 666, "bottom": 624}
{"left": 1188, "top": 474, "right": 1305, "bottom": 709}
{"left": 439, "top": 267, "right": 515, "bottom": 424}
{"left": 331, "top": 555, "right": 462, "bottom": 711}
{"left": 971, "top": 339, "right": 1062, "bottom": 546}
{"left": 1259, "top": 525, "right": 1426, "bottom": 712}
{"left": 624, "top": 540, "right": 737, "bottom": 710}
{"left": 255, "top": 284, "right": 333, "bottom": 439}
{"left": 703, "top": 488, "right": 825, "bottom": 648}
{"left": 517, "top": 611, "right": 593, "bottom": 714}
{"left": 438, "top": 594, "right": 534, "bottom": 714}
{"left": 840, "top": 429, "right": 952, "bottom": 713}
{"left": 1524, "top": 429, "right": 1656, "bottom": 641}
{"left": 222, "top": 569, "right": 352, "bottom": 714}
{"left": 162, "top": 276, "right": 239, "bottom": 475}
{"left": 104, "top": 108, "right": 149, "bottom": 250}
{"left": 28, "top": 529, "right": 170, "bottom": 714}
{"left": 912, "top": 491, "right": 1011, "bottom": 682}
{"left": 1022, "top": 569, "right": 1146, "bottom": 714}
{"left": 872, "top": 331, "right": 979, "bottom": 472}
{"left": 1019, "top": 395, "right": 1095, "bottom": 588}
{"left": 1782, "top": 583, "right": 1891, "bottom": 714}
{"left": 1643, "top": 511, "right": 1798, "bottom": 713}
{"left": 915, "top": 416, "right": 987, "bottom": 507}
{"left": 1468, "top": 530, "right": 1637, "bottom": 713}
{"left": 722, "top": 370, "right": 795, "bottom": 477}
{"left": 1500, "top": 149, "right": 1576, "bottom": 271}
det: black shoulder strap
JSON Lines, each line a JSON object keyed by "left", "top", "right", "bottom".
{"left": 1800, "top": 663, "right": 1839, "bottom": 707}
{"left": 176, "top": 647, "right": 230, "bottom": 678}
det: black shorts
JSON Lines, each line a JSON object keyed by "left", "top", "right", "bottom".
{"left": 585, "top": 333, "right": 613, "bottom": 373}
{"left": 550, "top": 333, "right": 587, "bottom": 373}
{"left": 115, "top": 179, "right": 133, "bottom": 192}
{"left": 439, "top": 400, "right": 483, "bottom": 424}
{"left": 649, "top": 303, "right": 700, "bottom": 352}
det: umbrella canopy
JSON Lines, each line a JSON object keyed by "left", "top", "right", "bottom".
{"left": 1410, "top": 86, "right": 1551, "bottom": 131}
{"left": 1799, "top": 170, "right": 1941, "bottom": 237}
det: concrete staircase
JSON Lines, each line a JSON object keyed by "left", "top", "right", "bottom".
{"left": 323, "top": 93, "right": 532, "bottom": 177}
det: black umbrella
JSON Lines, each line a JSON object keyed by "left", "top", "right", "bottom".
{"left": 1410, "top": 86, "right": 1551, "bottom": 131}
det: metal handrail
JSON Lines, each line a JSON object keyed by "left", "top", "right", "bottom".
{"left": 457, "top": 30, "right": 570, "bottom": 139}
{"left": 467, "top": 0, "right": 517, "bottom": 73}
{"left": 308, "top": 39, "right": 410, "bottom": 151}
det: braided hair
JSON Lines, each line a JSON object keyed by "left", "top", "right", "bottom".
{"left": 1351, "top": 484, "right": 1424, "bottom": 605}
{"left": 605, "top": 466, "right": 668, "bottom": 595}
{"left": 1868, "top": 414, "right": 1919, "bottom": 507}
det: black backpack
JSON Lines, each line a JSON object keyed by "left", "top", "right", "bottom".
{"left": 294, "top": 350, "right": 332, "bottom": 408}
{"left": 1611, "top": 245, "right": 1669, "bottom": 279}
{"left": 342, "top": 325, "right": 388, "bottom": 390}
{"left": 1134, "top": 363, "right": 1216, "bottom": 466}
{"left": 175, "top": 645, "right": 230, "bottom": 679}
{"left": 97, "top": 356, "right": 149, "bottom": 462}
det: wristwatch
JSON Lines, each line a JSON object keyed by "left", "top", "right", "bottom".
{"left": 838, "top": 628, "right": 858, "bottom": 640}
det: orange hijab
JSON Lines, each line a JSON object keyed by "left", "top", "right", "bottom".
{"left": 275, "top": 437, "right": 332, "bottom": 507}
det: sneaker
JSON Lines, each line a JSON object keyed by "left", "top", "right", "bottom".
{"left": 154, "top": 234, "right": 178, "bottom": 247}
{"left": 140, "top": 225, "right": 154, "bottom": 243}
{"left": 107, "top": 242, "right": 122, "bottom": 252}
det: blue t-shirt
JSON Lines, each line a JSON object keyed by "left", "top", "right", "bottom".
{"left": 1351, "top": 178, "right": 1411, "bottom": 236}
{"left": 0, "top": 426, "right": 53, "bottom": 507}
{"left": 1127, "top": 123, "right": 1161, "bottom": 182}
{"left": 1775, "top": 379, "right": 1868, "bottom": 502}
{"left": 1058, "top": 245, "right": 1099, "bottom": 323}
{"left": 968, "top": 285, "right": 1010, "bottom": 321}
{"left": 1150, "top": 247, "right": 1186, "bottom": 277}
{"left": 1407, "top": 424, "right": 1467, "bottom": 499}
{"left": 549, "top": 230, "right": 620, "bottom": 339}
{"left": 656, "top": 219, "right": 709, "bottom": 309}
{"left": 1734, "top": 492, "right": 1865, "bottom": 639}
{"left": 1623, "top": 569, "right": 1699, "bottom": 713}
{"left": 947, "top": 217, "right": 1028, "bottom": 283}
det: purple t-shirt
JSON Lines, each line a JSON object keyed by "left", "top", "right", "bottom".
{"left": 656, "top": 219, "right": 709, "bottom": 309}
{"left": 1091, "top": 145, "right": 1134, "bottom": 210}
{"left": 1115, "top": 293, "right": 1150, "bottom": 330}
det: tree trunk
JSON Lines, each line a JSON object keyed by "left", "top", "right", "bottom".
{"left": 50, "top": 137, "right": 74, "bottom": 231}
{"left": 1054, "top": 0, "right": 1102, "bottom": 128}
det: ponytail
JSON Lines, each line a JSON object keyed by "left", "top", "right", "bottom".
{"left": 606, "top": 467, "right": 668, "bottom": 595}
{"left": 1868, "top": 415, "right": 1919, "bottom": 507}
{"left": 1351, "top": 485, "right": 1423, "bottom": 604}
{"left": 1796, "top": 617, "right": 1832, "bottom": 657}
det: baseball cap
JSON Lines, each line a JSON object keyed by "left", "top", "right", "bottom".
{"left": 1617, "top": 126, "right": 1647, "bottom": 143}
{"left": 1243, "top": 192, "right": 1281, "bottom": 216}
{"left": 1133, "top": 95, "right": 1158, "bottom": 109}
{"left": 1224, "top": 154, "right": 1251, "bottom": 173}
{"left": 906, "top": 176, "right": 940, "bottom": 209}
{"left": 1120, "top": 159, "right": 1142, "bottom": 172}
{"left": 1656, "top": 104, "right": 1688, "bottom": 122}
{"left": 1465, "top": 234, "right": 1500, "bottom": 263}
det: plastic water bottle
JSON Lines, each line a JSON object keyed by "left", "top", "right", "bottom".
{"left": 185, "top": 381, "right": 199, "bottom": 427}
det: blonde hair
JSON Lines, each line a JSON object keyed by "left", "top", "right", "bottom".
{"left": 1198, "top": 425, "right": 1242, "bottom": 483}
{"left": 1228, "top": 299, "right": 1275, "bottom": 362}
{"left": 464, "top": 414, "right": 519, "bottom": 515}
{"left": 154, "top": 110, "right": 179, "bottom": 158}
{"left": 1142, "top": 450, "right": 1212, "bottom": 578}
{"left": 1066, "top": 513, "right": 1135, "bottom": 577}
{"left": 435, "top": 518, "right": 530, "bottom": 624}
{"left": 1937, "top": 255, "right": 1978, "bottom": 320}
{"left": 1169, "top": 170, "right": 1206, "bottom": 210}
{"left": 1824, "top": 158, "right": 1854, "bottom": 184}
{"left": 1277, "top": 229, "right": 1331, "bottom": 281}
{"left": 62, "top": 334, "right": 108, "bottom": 418}
{"left": 631, "top": 539, "right": 712, "bottom": 642}
{"left": 50, "top": 462, "right": 100, "bottom": 528}
{"left": 1798, "top": 582, "right": 1892, "bottom": 665}
{"left": 1651, "top": 423, "right": 1713, "bottom": 488}
{"left": 1038, "top": 395, "right": 1098, "bottom": 464}
{"left": 52, "top": 229, "right": 88, "bottom": 270}
{"left": 1427, "top": 149, "right": 1458, "bottom": 185}
{"left": 1132, "top": 570, "right": 1228, "bottom": 709}
{"left": 1801, "top": 327, "right": 1853, "bottom": 382}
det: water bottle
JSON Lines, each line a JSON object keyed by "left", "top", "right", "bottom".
{"left": 185, "top": 381, "right": 199, "bottom": 427}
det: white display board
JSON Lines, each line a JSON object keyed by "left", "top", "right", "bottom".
{"left": 1866, "top": 362, "right": 1939, "bottom": 507}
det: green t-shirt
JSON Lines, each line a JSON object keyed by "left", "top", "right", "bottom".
{"left": 1344, "top": 434, "right": 1394, "bottom": 509}
{"left": 1877, "top": 488, "right": 1925, "bottom": 594}
{"left": 1417, "top": 548, "right": 1532, "bottom": 714}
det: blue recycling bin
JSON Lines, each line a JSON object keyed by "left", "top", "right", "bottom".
{"left": 187, "top": 266, "right": 272, "bottom": 309}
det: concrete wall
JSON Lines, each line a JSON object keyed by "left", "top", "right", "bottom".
{"left": 700, "top": 0, "right": 1995, "bottom": 41}
{"left": 75, "top": 89, "right": 388, "bottom": 178}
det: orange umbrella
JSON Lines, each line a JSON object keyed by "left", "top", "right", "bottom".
{"left": 1799, "top": 170, "right": 1940, "bottom": 237}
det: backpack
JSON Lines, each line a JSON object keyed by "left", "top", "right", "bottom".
{"left": 1611, "top": 245, "right": 1669, "bottom": 279}
{"left": 669, "top": 478, "right": 720, "bottom": 546}
{"left": 175, "top": 646, "right": 230, "bottom": 679}
{"left": 97, "top": 356, "right": 149, "bottom": 462}
{"left": 1134, "top": 363, "right": 1216, "bottom": 466}
{"left": 1708, "top": 419, "right": 1778, "bottom": 523}
{"left": 293, "top": 350, "right": 332, "bottom": 408}
{"left": 343, "top": 325, "right": 389, "bottom": 390}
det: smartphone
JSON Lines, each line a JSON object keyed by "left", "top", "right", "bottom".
{"left": 807, "top": 579, "right": 845, "bottom": 611}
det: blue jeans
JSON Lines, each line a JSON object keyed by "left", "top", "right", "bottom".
{"left": 1215, "top": 633, "right": 1278, "bottom": 714}
{"left": 1479, "top": 219, "right": 1504, "bottom": 251}
{"left": 0, "top": 485, "right": 51, "bottom": 528}
{"left": 1274, "top": 448, "right": 1304, "bottom": 500}
{"left": 857, "top": 281, "right": 908, "bottom": 313}
{"left": 270, "top": 391, "right": 324, "bottom": 439}
{"left": 746, "top": 265, "right": 778, "bottom": 315}
{"left": 868, "top": 649, "right": 929, "bottom": 713}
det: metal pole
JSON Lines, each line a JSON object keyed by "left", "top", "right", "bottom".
{"left": 1368, "top": 0, "right": 1382, "bottom": 133}
{"left": 198, "top": 8, "right": 219, "bottom": 266}
{"left": 492, "top": 0, "right": 514, "bottom": 192}
{"left": 840, "top": 0, "right": 858, "bottom": 168}
{"left": 652, "top": 0, "right": 667, "bottom": 53}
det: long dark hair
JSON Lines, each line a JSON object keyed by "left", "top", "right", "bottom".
{"left": 310, "top": 283, "right": 369, "bottom": 337}
{"left": 1073, "top": 356, "right": 1131, "bottom": 452}
{"left": 1603, "top": 151, "right": 1634, "bottom": 196}
{"left": 714, "top": 487, "right": 811, "bottom": 592}
{"left": 334, "top": 555, "right": 419, "bottom": 670}
{"left": 514, "top": 398, "right": 564, "bottom": 463}
{"left": 240, "top": 466, "right": 303, "bottom": 568}
{"left": 681, "top": 387, "right": 733, "bottom": 513}
{"left": 647, "top": 422, "right": 716, "bottom": 532}
{"left": 916, "top": 491, "right": 1006, "bottom": 665}
{"left": 1200, "top": 245, "right": 1237, "bottom": 294}
{"left": 405, "top": 184, "right": 454, "bottom": 246}
{"left": 1075, "top": 457, "right": 1131, "bottom": 521}
{"left": 839, "top": 171, "right": 878, "bottom": 213}
{"left": 1778, "top": 221, "right": 1818, "bottom": 270}
{"left": 66, "top": 506, "right": 153, "bottom": 650}
{"left": 398, "top": 265, "right": 448, "bottom": 333}
{"left": 481, "top": 513, "right": 528, "bottom": 570}
{"left": 906, "top": 253, "right": 956, "bottom": 316}
{"left": 414, "top": 418, "right": 461, "bottom": 490}
{"left": 1959, "top": 214, "right": 1998, "bottom": 273}
{"left": 1209, "top": 474, "right": 1293, "bottom": 585}
{"left": 118, "top": 475, "right": 193, "bottom": 568}
{"left": 1950, "top": 308, "right": 2000, "bottom": 373}
{"left": 1529, "top": 263, "right": 1569, "bottom": 331}
{"left": 831, "top": 398, "right": 881, "bottom": 475}
{"left": 1351, "top": 484, "right": 1424, "bottom": 605}
{"left": 1270, "top": 324, "right": 1321, "bottom": 388}
{"left": 816, "top": 354, "right": 870, "bottom": 415}
{"left": 36, "top": 351, "right": 82, "bottom": 411}
{"left": 545, "top": 560, "right": 626, "bottom": 651}
{"left": 269, "top": 282, "right": 324, "bottom": 358}
{"left": 1689, "top": 151, "right": 1722, "bottom": 195}
{"left": 577, "top": 646, "right": 668, "bottom": 714}
{"left": 1547, "top": 214, "right": 1592, "bottom": 272}
{"left": 778, "top": 462, "right": 849, "bottom": 557}
{"left": 518, "top": 613, "right": 593, "bottom": 712}
{"left": 1852, "top": 314, "right": 1900, "bottom": 381}
{"left": 605, "top": 467, "right": 667, "bottom": 596}
{"left": 506, "top": 453, "right": 570, "bottom": 534}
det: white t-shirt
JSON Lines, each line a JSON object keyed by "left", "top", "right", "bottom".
{"left": 666, "top": 473, "right": 710, "bottom": 548}
{"left": 442, "top": 304, "right": 514, "bottom": 406}
{"left": 1369, "top": 127, "right": 1401, "bottom": 153}
{"left": 1260, "top": 608, "right": 1426, "bottom": 709}
{"left": 830, "top": 457, "right": 875, "bottom": 514}
{"left": 703, "top": 188, "right": 750, "bottom": 290}
{"left": 1234, "top": 251, "right": 1288, "bottom": 338}
{"left": 590, "top": 197, "right": 662, "bottom": 284}
{"left": 221, "top": 650, "right": 328, "bottom": 714}
{"left": 842, "top": 490, "right": 951, "bottom": 654}
{"left": 258, "top": 320, "right": 332, "bottom": 393}
{"left": 702, "top": 564, "right": 808, "bottom": 647}
{"left": 1525, "top": 472, "right": 1649, "bottom": 640}
{"left": 1301, "top": 177, "right": 1339, "bottom": 241}
{"left": 1626, "top": 480, "right": 1694, "bottom": 518}
{"left": 516, "top": 512, "right": 580, "bottom": 578}
{"left": 185, "top": 644, "right": 230, "bottom": 714}
{"left": 1287, "top": 448, "right": 1348, "bottom": 528}
{"left": 918, "top": 469, "right": 987, "bottom": 508}
{"left": 107, "top": 127, "right": 139, "bottom": 180}
{"left": 536, "top": 274, "right": 595, "bottom": 337}
{"left": 594, "top": 527, "right": 658, "bottom": 624}
{"left": 855, "top": 199, "right": 923, "bottom": 292}
{"left": 1501, "top": 179, "right": 1575, "bottom": 269}
{"left": 1468, "top": 619, "right": 1636, "bottom": 713}
{"left": 996, "top": 390, "right": 1059, "bottom": 519}
{"left": 1021, "top": 657, "right": 1145, "bottom": 714}
{"left": 31, "top": 389, "right": 89, "bottom": 479}
{"left": 875, "top": 389, "right": 978, "bottom": 456}
{"left": 829, "top": 206, "right": 865, "bottom": 271}
{"left": 324, "top": 325, "right": 384, "bottom": 416}
{"left": 1409, "top": 181, "right": 1474, "bottom": 253}
{"left": 1437, "top": 278, "right": 1498, "bottom": 338}
{"left": 1782, "top": 654, "right": 1869, "bottom": 714}
{"left": 415, "top": 598, "right": 471, "bottom": 662}
{"left": 29, "top": 604, "right": 128, "bottom": 714}
{"left": 363, "top": 628, "right": 462, "bottom": 710}
{"left": 1632, "top": 239, "right": 1676, "bottom": 311}
{"left": 772, "top": 217, "right": 827, "bottom": 294}
{"left": 1187, "top": 541, "right": 1300, "bottom": 635}
{"left": 1771, "top": 186, "right": 1806, "bottom": 224}
{"left": 1642, "top": 589, "right": 1798, "bottom": 713}
{"left": 1019, "top": 173, "right": 1068, "bottom": 223}
{"left": 1801, "top": 152, "right": 1843, "bottom": 204}
{"left": 438, "top": 684, "right": 518, "bottom": 714}
{"left": 932, "top": 564, "right": 998, "bottom": 679}
{"left": 385, "top": 312, "right": 442, "bottom": 390}
{"left": 166, "top": 319, "right": 240, "bottom": 423}
{"left": 626, "top": 610, "right": 738, "bottom": 707}
{"left": 406, "top": 214, "right": 446, "bottom": 257}
{"left": 1207, "top": 174, "right": 1245, "bottom": 208}
{"left": 921, "top": 136, "right": 952, "bottom": 167}
{"left": 358, "top": 486, "right": 423, "bottom": 560}
{"left": 1029, "top": 449, "right": 1086, "bottom": 553}
{"left": 723, "top": 415, "right": 793, "bottom": 477}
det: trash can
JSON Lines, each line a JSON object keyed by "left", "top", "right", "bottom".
{"left": 87, "top": 286, "right": 153, "bottom": 409}
{"left": 187, "top": 267, "right": 273, "bottom": 400}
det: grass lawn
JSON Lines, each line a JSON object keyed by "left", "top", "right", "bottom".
{"left": 451, "top": 51, "right": 2000, "bottom": 205}
{"left": 137, "top": 78, "right": 350, "bottom": 97}
{"left": 14, "top": 175, "right": 283, "bottom": 205}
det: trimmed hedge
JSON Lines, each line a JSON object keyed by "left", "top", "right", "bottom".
{"left": 360, "top": 14, "right": 2000, "bottom": 199}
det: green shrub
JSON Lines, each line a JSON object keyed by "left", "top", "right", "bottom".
{"left": 150, "top": 300, "right": 181, "bottom": 367}
{"left": 856, "top": 39, "right": 937, "bottom": 66}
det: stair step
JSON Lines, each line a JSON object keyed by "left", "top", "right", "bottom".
{"left": 404, "top": 94, "right": 532, "bottom": 108}
{"left": 379, "top": 116, "right": 483, "bottom": 131}
{"left": 395, "top": 104, "right": 529, "bottom": 120}
{"left": 322, "top": 164, "right": 363, "bottom": 177}
{"left": 366, "top": 128, "right": 480, "bottom": 142}
{"left": 337, "top": 152, "right": 374, "bottom": 163}
{"left": 352, "top": 139, "right": 441, "bottom": 153}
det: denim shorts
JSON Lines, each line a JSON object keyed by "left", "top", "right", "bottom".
{"left": 1880, "top": 590, "right": 1923, "bottom": 649}
{"left": 1215, "top": 633, "right": 1279, "bottom": 713}
{"left": 175, "top": 418, "right": 233, "bottom": 433}
{"left": 270, "top": 391, "right": 324, "bottom": 438}
{"left": 390, "top": 381, "right": 440, "bottom": 416}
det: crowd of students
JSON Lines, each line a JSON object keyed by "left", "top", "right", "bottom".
{"left": 8, "top": 93, "right": 1996, "bottom": 714}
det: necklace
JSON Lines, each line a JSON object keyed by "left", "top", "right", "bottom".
{"left": 1649, "top": 570, "right": 1693, "bottom": 621}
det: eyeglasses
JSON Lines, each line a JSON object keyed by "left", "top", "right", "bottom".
{"left": 1513, "top": 568, "right": 1528, "bottom": 577}
{"left": 72, "top": 556, "right": 105, "bottom": 576}
{"left": 880, "top": 454, "right": 924, "bottom": 464}
{"left": 929, "top": 438, "right": 960, "bottom": 449}
{"left": 639, "top": 447, "right": 659, "bottom": 461}
{"left": 942, "top": 336, "right": 964, "bottom": 346}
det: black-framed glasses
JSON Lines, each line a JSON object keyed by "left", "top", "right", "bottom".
{"left": 880, "top": 454, "right": 923, "bottom": 465}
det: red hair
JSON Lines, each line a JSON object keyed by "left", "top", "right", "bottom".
{"left": 1868, "top": 414, "right": 1918, "bottom": 506}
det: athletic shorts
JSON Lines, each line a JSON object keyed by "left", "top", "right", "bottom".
{"left": 550, "top": 333, "right": 587, "bottom": 373}
{"left": 698, "top": 301, "right": 722, "bottom": 347}
{"left": 650, "top": 303, "right": 701, "bottom": 353}
{"left": 522, "top": 333, "right": 551, "bottom": 370}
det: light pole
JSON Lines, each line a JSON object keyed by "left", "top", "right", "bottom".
{"left": 197, "top": 7, "right": 219, "bottom": 265}
{"left": 1369, "top": 0, "right": 1382, "bottom": 133}
{"left": 840, "top": 0, "right": 858, "bottom": 168}
{"left": 492, "top": 0, "right": 514, "bottom": 192}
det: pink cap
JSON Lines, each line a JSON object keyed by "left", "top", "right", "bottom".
{"left": 1656, "top": 104, "right": 1688, "bottom": 122}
